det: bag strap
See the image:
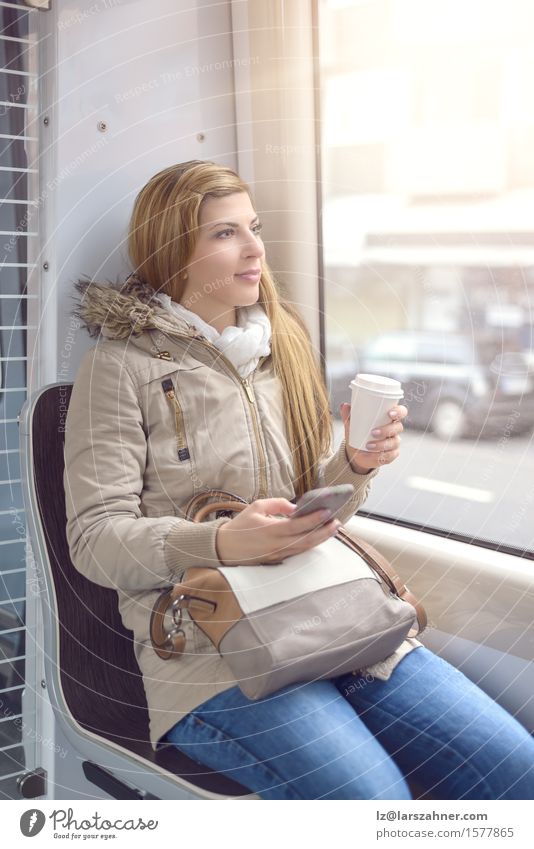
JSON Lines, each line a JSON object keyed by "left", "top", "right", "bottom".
{"left": 183, "top": 490, "right": 248, "bottom": 523}
{"left": 336, "top": 526, "right": 427, "bottom": 637}
{"left": 149, "top": 589, "right": 186, "bottom": 660}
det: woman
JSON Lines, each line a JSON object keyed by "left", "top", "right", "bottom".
{"left": 64, "top": 159, "right": 534, "bottom": 800}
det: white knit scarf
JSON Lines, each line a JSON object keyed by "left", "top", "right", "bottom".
{"left": 156, "top": 293, "right": 272, "bottom": 379}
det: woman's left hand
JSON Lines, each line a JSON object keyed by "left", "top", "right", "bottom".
{"left": 339, "top": 403, "right": 408, "bottom": 474}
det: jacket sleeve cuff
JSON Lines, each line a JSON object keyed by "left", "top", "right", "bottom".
{"left": 317, "top": 438, "right": 379, "bottom": 524}
{"left": 163, "top": 516, "right": 232, "bottom": 581}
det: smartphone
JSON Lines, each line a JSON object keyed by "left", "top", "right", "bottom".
{"left": 290, "top": 484, "right": 355, "bottom": 522}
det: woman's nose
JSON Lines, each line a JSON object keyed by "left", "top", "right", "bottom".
{"left": 244, "top": 237, "right": 264, "bottom": 259}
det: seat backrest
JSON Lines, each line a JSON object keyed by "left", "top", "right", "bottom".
{"left": 22, "top": 383, "right": 249, "bottom": 795}
{"left": 30, "top": 383, "right": 153, "bottom": 747}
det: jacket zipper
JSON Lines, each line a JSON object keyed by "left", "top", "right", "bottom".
{"left": 239, "top": 373, "right": 269, "bottom": 499}
{"left": 160, "top": 332, "right": 270, "bottom": 498}
{"left": 200, "top": 340, "right": 269, "bottom": 499}
{"left": 161, "top": 377, "right": 190, "bottom": 461}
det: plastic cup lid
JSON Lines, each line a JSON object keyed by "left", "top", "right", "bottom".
{"left": 349, "top": 373, "right": 403, "bottom": 396}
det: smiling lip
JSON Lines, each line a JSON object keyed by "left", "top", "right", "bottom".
{"left": 235, "top": 269, "right": 261, "bottom": 279}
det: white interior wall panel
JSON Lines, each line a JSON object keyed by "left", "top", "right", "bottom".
{"left": 53, "top": 0, "right": 238, "bottom": 378}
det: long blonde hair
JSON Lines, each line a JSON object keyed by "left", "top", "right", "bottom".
{"left": 127, "top": 160, "right": 332, "bottom": 497}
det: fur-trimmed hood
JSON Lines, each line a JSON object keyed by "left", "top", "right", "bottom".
{"left": 70, "top": 274, "right": 198, "bottom": 341}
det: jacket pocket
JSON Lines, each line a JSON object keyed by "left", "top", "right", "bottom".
{"left": 137, "top": 360, "right": 204, "bottom": 510}
{"left": 139, "top": 360, "right": 203, "bottom": 462}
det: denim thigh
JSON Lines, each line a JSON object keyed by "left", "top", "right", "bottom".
{"left": 335, "top": 646, "right": 534, "bottom": 800}
{"left": 163, "top": 679, "right": 411, "bottom": 800}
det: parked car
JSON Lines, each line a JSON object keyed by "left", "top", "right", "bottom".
{"left": 327, "top": 331, "right": 534, "bottom": 440}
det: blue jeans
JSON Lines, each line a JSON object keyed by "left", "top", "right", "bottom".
{"left": 162, "top": 647, "right": 534, "bottom": 800}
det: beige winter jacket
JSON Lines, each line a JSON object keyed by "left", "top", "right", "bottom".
{"left": 63, "top": 277, "right": 420, "bottom": 751}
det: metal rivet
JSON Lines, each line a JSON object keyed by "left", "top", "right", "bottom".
{"left": 196, "top": 132, "right": 205, "bottom": 142}
{"left": 42, "top": 262, "right": 49, "bottom": 271}
{"left": 41, "top": 679, "right": 46, "bottom": 689}
{"left": 43, "top": 116, "right": 49, "bottom": 126}
{"left": 97, "top": 121, "right": 107, "bottom": 132}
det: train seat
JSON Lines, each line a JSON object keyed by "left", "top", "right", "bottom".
{"left": 18, "top": 382, "right": 254, "bottom": 800}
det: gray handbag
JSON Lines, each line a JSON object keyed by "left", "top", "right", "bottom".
{"left": 150, "top": 490, "right": 427, "bottom": 699}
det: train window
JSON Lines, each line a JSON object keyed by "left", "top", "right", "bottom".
{"left": 317, "top": 0, "right": 534, "bottom": 555}
{"left": 0, "top": 0, "right": 40, "bottom": 801}
{"left": 363, "top": 334, "right": 417, "bottom": 362}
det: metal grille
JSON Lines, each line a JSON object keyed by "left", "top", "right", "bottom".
{"left": 0, "top": 0, "right": 39, "bottom": 800}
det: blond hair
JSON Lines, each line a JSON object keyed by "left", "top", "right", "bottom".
{"left": 127, "top": 160, "right": 332, "bottom": 497}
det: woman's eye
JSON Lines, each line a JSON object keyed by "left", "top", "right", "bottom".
{"left": 215, "top": 222, "right": 263, "bottom": 239}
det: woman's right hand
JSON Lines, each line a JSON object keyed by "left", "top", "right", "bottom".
{"left": 215, "top": 497, "right": 341, "bottom": 566}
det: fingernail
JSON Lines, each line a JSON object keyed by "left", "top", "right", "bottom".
{"left": 389, "top": 411, "right": 398, "bottom": 419}
{"left": 320, "top": 509, "right": 332, "bottom": 520}
{"left": 366, "top": 442, "right": 376, "bottom": 449}
{"left": 371, "top": 428, "right": 381, "bottom": 436}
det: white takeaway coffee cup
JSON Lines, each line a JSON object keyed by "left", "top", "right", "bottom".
{"left": 348, "top": 374, "right": 404, "bottom": 451}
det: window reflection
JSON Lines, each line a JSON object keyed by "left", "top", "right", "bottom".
{"left": 319, "top": 0, "right": 534, "bottom": 550}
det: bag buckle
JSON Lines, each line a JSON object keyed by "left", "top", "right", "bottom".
{"left": 150, "top": 588, "right": 186, "bottom": 659}
{"left": 174, "top": 592, "right": 218, "bottom": 615}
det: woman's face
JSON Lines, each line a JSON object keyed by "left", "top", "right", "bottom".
{"left": 179, "top": 192, "right": 265, "bottom": 318}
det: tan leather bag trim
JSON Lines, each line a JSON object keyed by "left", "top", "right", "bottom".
{"left": 149, "top": 588, "right": 187, "bottom": 660}
{"left": 171, "top": 567, "right": 244, "bottom": 649}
